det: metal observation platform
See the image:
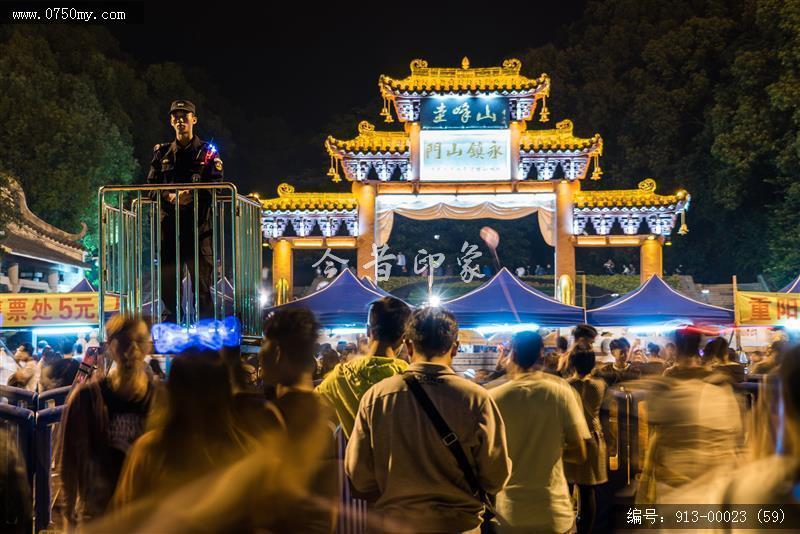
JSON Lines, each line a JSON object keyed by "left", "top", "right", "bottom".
{"left": 97, "top": 182, "right": 263, "bottom": 341}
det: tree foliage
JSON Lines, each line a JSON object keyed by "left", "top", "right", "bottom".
{"left": 514, "top": 0, "right": 800, "bottom": 286}
{"left": 0, "top": 26, "right": 232, "bottom": 255}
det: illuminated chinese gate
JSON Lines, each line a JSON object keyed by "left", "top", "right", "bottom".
{"left": 264, "top": 58, "right": 690, "bottom": 305}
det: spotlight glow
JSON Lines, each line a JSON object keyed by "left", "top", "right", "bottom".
{"left": 473, "top": 323, "right": 540, "bottom": 335}
{"left": 151, "top": 316, "right": 241, "bottom": 353}
{"left": 330, "top": 327, "right": 365, "bottom": 335}
{"left": 427, "top": 295, "right": 442, "bottom": 307}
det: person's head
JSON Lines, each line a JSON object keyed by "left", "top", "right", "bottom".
{"left": 367, "top": 297, "right": 412, "bottom": 350}
{"left": 570, "top": 349, "right": 596, "bottom": 377}
{"left": 509, "top": 331, "right": 544, "bottom": 371}
{"left": 647, "top": 342, "right": 661, "bottom": 358}
{"left": 169, "top": 100, "right": 197, "bottom": 141}
{"left": 162, "top": 350, "right": 240, "bottom": 468}
{"left": 14, "top": 343, "right": 34, "bottom": 362}
{"left": 73, "top": 343, "right": 83, "bottom": 357}
{"left": 62, "top": 340, "right": 75, "bottom": 357}
{"left": 768, "top": 340, "right": 788, "bottom": 360}
{"left": 572, "top": 324, "right": 598, "bottom": 349}
{"left": 403, "top": 307, "right": 459, "bottom": 362}
{"left": 341, "top": 343, "right": 358, "bottom": 360}
{"left": 556, "top": 336, "right": 569, "bottom": 353}
{"left": 261, "top": 308, "right": 320, "bottom": 386}
{"left": 673, "top": 327, "right": 702, "bottom": 360}
{"left": 703, "top": 337, "right": 729, "bottom": 365}
{"left": 41, "top": 347, "right": 61, "bottom": 366}
{"left": 609, "top": 338, "right": 631, "bottom": 366}
{"left": 320, "top": 348, "right": 341, "bottom": 369}
{"left": 105, "top": 315, "right": 151, "bottom": 373}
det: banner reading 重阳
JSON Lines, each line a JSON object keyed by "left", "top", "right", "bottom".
{"left": 735, "top": 290, "right": 799, "bottom": 326}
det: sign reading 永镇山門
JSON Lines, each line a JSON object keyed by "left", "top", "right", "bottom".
{"left": 0, "top": 292, "right": 121, "bottom": 328}
{"left": 420, "top": 130, "right": 511, "bottom": 181}
{"left": 420, "top": 96, "right": 509, "bottom": 130}
{"left": 735, "top": 290, "right": 799, "bottom": 326}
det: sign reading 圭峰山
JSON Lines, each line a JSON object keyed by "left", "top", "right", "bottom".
{"left": 0, "top": 292, "right": 120, "bottom": 328}
{"left": 420, "top": 129, "right": 511, "bottom": 181}
{"left": 735, "top": 290, "right": 800, "bottom": 326}
{"left": 420, "top": 96, "right": 509, "bottom": 130}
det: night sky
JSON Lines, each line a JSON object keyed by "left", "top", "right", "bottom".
{"left": 111, "top": 2, "right": 587, "bottom": 195}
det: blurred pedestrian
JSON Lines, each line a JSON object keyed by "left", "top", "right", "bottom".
{"left": 490, "top": 331, "right": 589, "bottom": 532}
{"left": 59, "top": 316, "right": 158, "bottom": 526}
{"left": 7, "top": 342, "right": 37, "bottom": 391}
{"left": 0, "top": 426, "right": 32, "bottom": 534}
{"left": 663, "top": 329, "right": 711, "bottom": 380}
{"left": 261, "top": 308, "right": 338, "bottom": 532}
{"left": 704, "top": 337, "right": 745, "bottom": 383}
{"left": 565, "top": 349, "right": 607, "bottom": 534}
{"left": 113, "top": 350, "right": 252, "bottom": 506}
{"left": 638, "top": 328, "right": 742, "bottom": 503}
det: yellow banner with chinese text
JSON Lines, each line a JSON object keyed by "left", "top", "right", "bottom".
{"left": 734, "top": 291, "right": 800, "bottom": 326}
{"left": 0, "top": 292, "right": 120, "bottom": 328}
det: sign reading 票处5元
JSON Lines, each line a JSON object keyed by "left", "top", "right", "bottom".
{"left": 420, "top": 96, "right": 509, "bottom": 130}
{"left": 0, "top": 292, "right": 120, "bottom": 328}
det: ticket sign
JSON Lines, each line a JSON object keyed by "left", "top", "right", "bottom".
{"left": 0, "top": 292, "right": 121, "bottom": 328}
{"left": 420, "top": 96, "right": 509, "bottom": 130}
{"left": 420, "top": 129, "right": 511, "bottom": 181}
{"left": 735, "top": 290, "right": 799, "bottom": 326}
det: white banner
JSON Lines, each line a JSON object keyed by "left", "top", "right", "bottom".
{"left": 420, "top": 129, "right": 511, "bottom": 181}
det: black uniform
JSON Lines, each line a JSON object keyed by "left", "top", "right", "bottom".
{"left": 147, "top": 135, "right": 224, "bottom": 322}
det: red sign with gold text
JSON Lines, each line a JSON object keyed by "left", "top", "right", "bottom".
{"left": 0, "top": 292, "right": 120, "bottom": 328}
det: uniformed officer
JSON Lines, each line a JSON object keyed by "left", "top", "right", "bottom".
{"left": 147, "top": 100, "right": 223, "bottom": 323}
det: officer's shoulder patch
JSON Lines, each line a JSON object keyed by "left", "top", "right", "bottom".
{"left": 153, "top": 143, "right": 161, "bottom": 151}
{"left": 214, "top": 158, "right": 223, "bottom": 171}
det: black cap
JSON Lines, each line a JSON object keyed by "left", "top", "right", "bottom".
{"left": 169, "top": 99, "right": 196, "bottom": 115}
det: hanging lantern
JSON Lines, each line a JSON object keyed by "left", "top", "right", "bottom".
{"left": 327, "top": 156, "right": 341, "bottom": 183}
{"left": 590, "top": 154, "right": 602, "bottom": 180}
{"left": 380, "top": 96, "right": 394, "bottom": 123}
{"left": 539, "top": 96, "right": 550, "bottom": 122}
{"left": 678, "top": 210, "right": 689, "bottom": 235}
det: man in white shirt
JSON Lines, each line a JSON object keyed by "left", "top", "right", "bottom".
{"left": 346, "top": 307, "right": 510, "bottom": 533}
{"left": 490, "top": 331, "right": 590, "bottom": 533}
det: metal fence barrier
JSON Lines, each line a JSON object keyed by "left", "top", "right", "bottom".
{"left": 98, "top": 182, "right": 262, "bottom": 339}
{"left": 35, "top": 406, "right": 65, "bottom": 533}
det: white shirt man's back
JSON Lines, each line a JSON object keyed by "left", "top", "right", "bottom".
{"left": 490, "top": 372, "right": 590, "bottom": 531}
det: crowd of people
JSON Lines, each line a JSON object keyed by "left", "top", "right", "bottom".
{"left": 6, "top": 339, "right": 91, "bottom": 393}
{"left": 1, "top": 299, "right": 797, "bottom": 533}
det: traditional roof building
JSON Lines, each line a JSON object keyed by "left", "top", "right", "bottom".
{"left": 1, "top": 176, "right": 89, "bottom": 293}
{"left": 265, "top": 58, "right": 691, "bottom": 304}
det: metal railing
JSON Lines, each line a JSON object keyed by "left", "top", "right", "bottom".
{"left": 98, "top": 183, "right": 262, "bottom": 339}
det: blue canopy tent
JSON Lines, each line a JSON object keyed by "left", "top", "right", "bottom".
{"left": 266, "top": 269, "right": 385, "bottom": 327}
{"left": 68, "top": 278, "right": 95, "bottom": 292}
{"left": 442, "top": 268, "right": 586, "bottom": 328}
{"left": 779, "top": 274, "right": 800, "bottom": 293}
{"left": 586, "top": 275, "right": 734, "bottom": 327}
{"left": 359, "top": 276, "right": 394, "bottom": 298}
